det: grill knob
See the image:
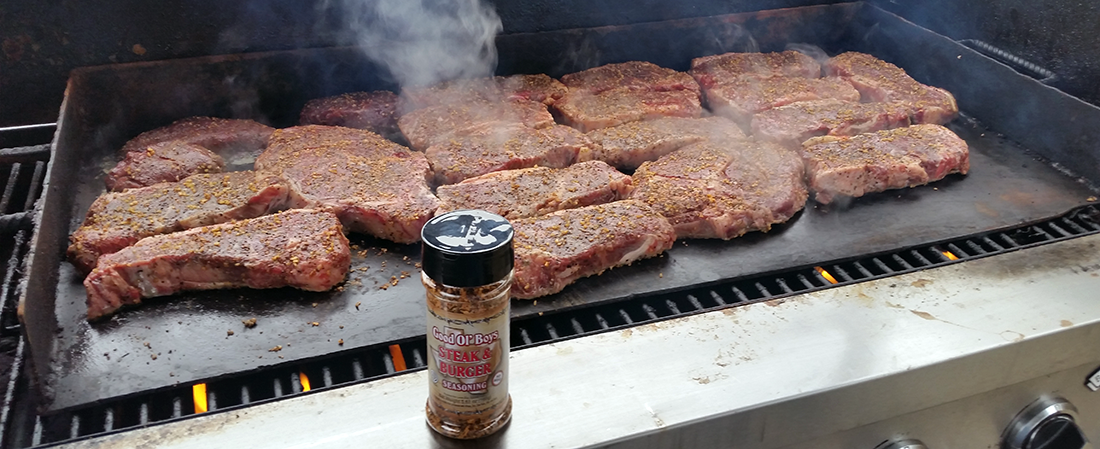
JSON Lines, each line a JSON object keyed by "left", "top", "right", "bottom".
{"left": 876, "top": 439, "right": 929, "bottom": 449}
{"left": 1003, "top": 397, "right": 1091, "bottom": 449}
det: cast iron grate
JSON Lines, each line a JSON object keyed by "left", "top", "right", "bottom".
{"left": 8, "top": 201, "right": 1099, "bottom": 448}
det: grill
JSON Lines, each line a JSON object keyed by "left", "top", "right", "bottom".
{"left": 3, "top": 1, "right": 1100, "bottom": 448}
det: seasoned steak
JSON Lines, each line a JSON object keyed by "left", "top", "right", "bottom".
{"left": 105, "top": 141, "right": 225, "bottom": 191}
{"left": 425, "top": 123, "right": 592, "bottom": 185}
{"left": 581, "top": 116, "right": 746, "bottom": 170}
{"left": 801, "top": 124, "right": 970, "bottom": 204}
{"left": 630, "top": 139, "right": 807, "bottom": 239}
{"left": 119, "top": 117, "right": 274, "bottom": 160}
{"left": 825, "top": 52, "right": 959, "bottom": 124}
{"left": 750, "top": 99, "right": 911, "bottom": 149}
{"left": 83, "top": 209, "right": 350, "bottom": 321}
{"left": 436, "top": 161, "right": 632, "bottom": 219}
{"left": 511, "top": 200, "right": 676, "bottom": 299}
{"left": 256, "top": 125, "right": 412, "bottom": 173}
{"left": 689, "top": 51, "right": 821, "bottom": 88}
{"left": 397, "top": 99, "right": 555, "bottom": 151}
{"left": 703, "top": 76, "right": 860, "bottom": 124}
{"left": 401, "top": 74, "right": 567, "bottom": 111}
{"left": 560, "top": 61, "right": 700, "bottom": 95}
{"left": 553, "top": 88, "right": 703, "bottom": 132}
{"left": 68, "top": 171, "right": 290, "bottom": 274}
{"left": 299, "top": 91, "right": 401, "bottom": 140}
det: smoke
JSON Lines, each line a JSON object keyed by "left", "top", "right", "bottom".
{"left": 323, "top": 0, "right": 503, "bottom": 89}
{"left": 785, "top": 43, "right": 830, "bottom": 67}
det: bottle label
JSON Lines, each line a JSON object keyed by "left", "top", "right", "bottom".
{"left": 426, "top": 302, "right": 509, "bottom": 415}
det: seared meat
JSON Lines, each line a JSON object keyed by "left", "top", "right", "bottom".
{"left": 801, "top": 124, "right": 970, "bottom": 204}
{"left": 581, "top": 116, "right": 746, "bottom": 170}
{"left": 397, "top": 99, "right": 555, "bottom": 151}
{"left": 68, "top": 171, "right": 290, "bottom": 274}
{"left": 105, "top": 141, "right": 225, "bottom": 191}
{"left": 750, "top": 99, "right": 911, "bottom": 149}
{"left": 689, "top": 51, "right": 821, "bottom": 88}
{"left": 553, "top": 89, "right": 703, "bottom": 132}
{"left": 825, "top": 52, "right": 959, "bottom": 124}
{"left": 511, "top": 200, "right": 676, "bottom": 299}
{"left": 631, "top": 139, "right": 807, "bottom": 239}
{"left": 299, "top": 91, "right": 402, "bottom": 140}
{"left": 400, "top": 74, "right": 567, "bottom": 111}
{"left": 83, "top": 209, "right": 350, "bottom": 321}
{"left": 425, "top": 123, "right": 592, "bottom": 185}
{"left": 560, "top": 61, "right": 700, "bottom": 95}
{"left": 258, "top": 127, "right": 438, "bottom": 243}
{"left": 436, "top": 161, "right": 632, "bottom": 219}
{"left": 703, "top": 76, "right": 860, "bottom": 124}
{"left": 118, "top": 117, "right": 274, "bottom": 160}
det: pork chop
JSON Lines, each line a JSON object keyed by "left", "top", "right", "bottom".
{"left": 703, "top": 76, "right": 861, "bottom": 124}
{"left": 299, "top": 90, "right": 402, "bottom": 140}
{"left": 105, "top": 141, "right": 225, "bottom": 191}
{"left": 553, "top": 88, "right": 703, "bottom": 132}
{"left": 118, "top": 117, "right": 274, "bottom": 161}
{"left": 436, "top": 161, "right": 633, "bottom": 219}
{"left": 425, "top": 123, "right": 592, "bottom": 185}
{"left": 689, "top": 51, "right": 821, "bottom": 88}
{"left": 560, "top": 61, "right": 700, "bottom": 95}
{"left": 400, "top": 74, "right": 567, "bottom": 111}
{"left": 83, "top": 209, "right": 350, "bottom": 320}
{"left": 511, "top": 200, "right": 676, "bottom": 299}
{"left": 256, "top": 125, "right": 412, "bottom": 173}
{"left": 750, "top": 99, "right": 911, "bottom": 149}
{"left": 581, "top": 116, "right": 746, "bottom": 170}
{"left": 825, "top": 52, "right": 959, "bottom": 124}
{"left": 397, "top": 99, "right": 555, "bottom": 151}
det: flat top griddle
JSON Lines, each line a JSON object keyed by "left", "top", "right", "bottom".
{"left": 21, "top": 2, "right": 1100, "bottom": 412}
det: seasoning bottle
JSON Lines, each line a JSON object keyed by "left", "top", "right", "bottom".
{"left": 421, "top": 210, "right": 514, "bottom": 439}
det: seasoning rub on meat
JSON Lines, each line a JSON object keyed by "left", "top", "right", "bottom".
{"left": 83, "top": 209, "right": 351, "bottom": 320}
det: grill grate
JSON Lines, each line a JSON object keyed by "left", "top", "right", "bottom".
{"left": 4, "top": 202, "right": 1096, "bottom": 448}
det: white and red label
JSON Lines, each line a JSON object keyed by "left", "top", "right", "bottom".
{"left": 427, "top": 305, "right": 509, "bottom": 413}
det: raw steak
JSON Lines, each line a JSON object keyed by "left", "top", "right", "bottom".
{"left": 425, "top": 123, "right": 593, "bottom": 185}
{"left": 68, "top": 171, "right": 290, "bottom": 274}
{"left": 105, "top": 141, "right": 225, "bottom": 191}
{"left": 630, "top": 139, "right": 807, "bottom": 239}
{"left": 689, "top": 51, "right": 821, "bottom": 88}
{"left": 560, "top": 61, "right": 700, "bottom": 95}
{"left": 750, "top": 99, "right": 911, "bottom": 149}
{"left": 436, "top": 161, "right": 633, "bottom": 219}
{"left": 801, "top": 124, "right": 970, "bottom": 204}
{"left": 703, "top": 76, "right": 860, "bottom": 124}
{"left": 397, "top": 99, "right": 555, "bottom": 151}
{"left": 256, "top": 125, "right": 412, "bottom": 173}
{"left": 581, "top": 116, "right": 746, "bottom": 170}
{"left": 119, "top": 117, "right": 274, "bottom": 160}
{"left": 553, "top": 88, "right": 703, "bottom": 132}
{"left": 400, "top": 74, "right": 567, "bottom": 111}
{"left": 511, "top": 200, "right": 676, "bottom": 299}
{"left": 299, "top": 91, "right": 402, "bottom": 140}
{"left": 825, "top": 52, "right": 959, "bottom": 124}
{"left": 83, "top": 209, "right": 350, "bottom": 320}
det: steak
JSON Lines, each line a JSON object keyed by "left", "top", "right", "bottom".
{"left": 397, "top": 99, "right": 555, "bottom": 151}
{"left": 105, "top": 141, "right": 225, "bottom": 191}
{"left": 436, "top": 161, "right": 633, "bottom": 220}
{"left": 68, "top": 171, "right": 290, "bottom": 274}
{"left": 825, "top": 52, "right": 959, "bottom": 124}
{"left": 400, "top": 74, "right": 567, "bottom": 111}
{"left": 83, "top": 209, "right": 350, "bottom": 321}
{"left": 630, "top": 139, "right": 807, "bottom": 239}
{"left": 511, "top": 200, "right": 676, "bottom": 299}
{"left": 299, "top": 91, "right": 402, "bottom": 140}
{"left": 118, "top": 117, "right": 274, "bottom": 161}
{"left": 553, "top": 88, "right": 703, "bottom": 132}
{"left": 560, "top": 61, "right": 700, "bottom": 95}
{"left": 425, "top": 123, "right": 592, "bottom": 185}
{"left": 703, "top": 76, "right": 861, "bottom": 124}
{"left": 689, "top": 51, "right": 821, "bottom": 88}
{"left": 258, "top": 130, "right": 439, "bottom": 244}
{"left": 581, "top": 116, "right": 746, "bottom": 170}
{"left": 750, "top": 99, "right": 911, "bottom": 149}
{"left": 801, "top": 124, "right": 970, "bottom": 204}
{"left": 256, "top": 125, "right": 412, "bottom": 173}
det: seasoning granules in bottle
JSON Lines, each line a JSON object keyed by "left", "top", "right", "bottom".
{"left": 421, "top": 210, "right": 514, "bottom": 439}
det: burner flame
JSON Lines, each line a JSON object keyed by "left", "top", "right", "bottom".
{"left": 814, "top": 266, "right": 838, "bottom": 284}
{"left": 941, "top": 250, "right": 959, "bottom": 261}
{"left": 389, "top": 344, "right": 408, "bottom": 372}
{"left": 192, "top": 384, "right": 208, "bottom": 414}
{"left": 299, "top": 372, "right": 312, "bottom": 392}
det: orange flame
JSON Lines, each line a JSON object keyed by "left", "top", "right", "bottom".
{"left": 299, "top": 372, "right": 312, "bottom": 392}
{"left": 941, "top": 250, "right": 959, "bottom": 261}
{"left": 389, "top": 344, "right": 407, "bottom": 372}
{"left": 815, "top": 266, "right": 838, "bottom": 284}
{"left": 192, "top": 384, "right": 208, "bottom": 414}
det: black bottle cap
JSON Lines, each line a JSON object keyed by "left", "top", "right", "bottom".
{"left": 421, "top": 210, "right": 514, "bottom": 287}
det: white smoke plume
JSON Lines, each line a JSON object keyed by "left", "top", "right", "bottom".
{"left": 323, "top": 0, "right": 503, "bottom": 89}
